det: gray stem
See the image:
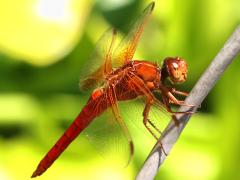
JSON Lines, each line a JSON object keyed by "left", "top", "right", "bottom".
{"left": 136, "top": 25, "right": 240, "bottom": 180}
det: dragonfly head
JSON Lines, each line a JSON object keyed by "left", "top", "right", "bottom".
{"left": 163, "top": 57, "right": 188, "bottom": 83}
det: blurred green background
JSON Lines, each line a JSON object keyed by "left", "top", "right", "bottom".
{"left": 0, "top": 0, "right": 240, "bottom": 180}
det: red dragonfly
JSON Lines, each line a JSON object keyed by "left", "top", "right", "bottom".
{"left": 32, "top": 2, "right": 191, "bottom": 178}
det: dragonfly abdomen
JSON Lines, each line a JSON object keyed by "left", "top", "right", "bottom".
{"left": 31, "top": 93, "right": 108, "bottom": 178}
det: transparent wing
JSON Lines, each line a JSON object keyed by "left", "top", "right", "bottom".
{"left": 112, "top": 2, "right": 155, "bottom": 68}
{"left": 79, "top": 28, "right": 117, "bottom": 91}
{"left": 83, "top": 108, "right": 131, "bottom": 166}
{"left": 119, "top": 97, "right": 170, "bottom": 144}
{"left": 109, "top": 86, "right": 134, "bottom": 165}
{"left": 80, "top": 2, "right": 155, "bottom": 91}
{"left": 83, "top": 86, "right": 133, "bottom": 166}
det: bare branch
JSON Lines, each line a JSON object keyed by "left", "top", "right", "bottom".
{"left": 136, "top": 25, "right": 240, "bottom": 180}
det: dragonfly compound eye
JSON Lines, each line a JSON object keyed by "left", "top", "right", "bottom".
{"left": 165, "top": 57, "right": 188, "bottom": 83}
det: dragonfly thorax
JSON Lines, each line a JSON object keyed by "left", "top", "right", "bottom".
{"left": 132, "top": 60, "right": 161, "bottom": 90}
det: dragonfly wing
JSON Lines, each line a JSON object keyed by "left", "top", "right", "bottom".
{"left": 112, "top": 2, "right": 155, "bottom": 68}
{"left": 79, "top": 28, "right": 117, "bottom": 91}
{"left": 83, "top": 86, "right": 133, "bottom": 166}
{"left": 108, "top": 86, "right": 134, "bottom": 165}
{"left": 83, "top": 108, "right": 133, "bottom": 166}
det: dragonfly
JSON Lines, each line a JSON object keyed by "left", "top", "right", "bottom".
{"left": 31, "top": 2, "right": 192, "bottom": 178}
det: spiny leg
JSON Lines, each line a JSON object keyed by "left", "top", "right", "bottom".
{"left": 143, "top": 99, "right": 167, "bottom": 156}
{"left": 162, "top": 95, "right": 180, "bottom": 126}
{"left": 147, "top": 119, "right": 162, "bottom": 135}
{"left": 160, "top": 85, "right": 195, "bottom": 107}
{"left": 161, "top": 87, "right": 195, "bottom": 126}
{"left": 162, "top": 95, "right": 194, "bottom": 126}
{"left": 170, "top": 88, "right": 189, "bottom": 96}
{"left": 169, "top": 100, "right": 185, "bottom": 105}
{"left": 170, "top": 88, "right": 202, "bottom": 108}
{"left": 167, "top": 94, "right": 195, "bottom": 113}
{"left": 167, "top": 91, "right": 193, "bottom": 107}
{"left": 160, "top": 85, "right": 193, "bottom": 107}
{"left": 162, "top": 96, "right": 194, "bottom": 114}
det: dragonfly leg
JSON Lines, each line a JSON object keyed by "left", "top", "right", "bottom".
{"left": 143, "top": 99, "right": 167, "bottom": 156}
{"left": 170, "top": 88, "right": 189, "bottom": 96}
{"left": 148, "top": 119, "right": 162, "bottom": 135}
{"left": 162, "top": 95, "right": 180, "bottom": 126}
{"left": 162, "top": 94, "right": 194, "bottom": 126}
{"left": 169, "top": 90, "right": 201, "bottom": 109}
{"left": 160, "top": 85, "right": 194, "bottom": 107}
{"left": 168, "top": 100, "right": 195, "bottom": 114}
{"left": 168, "top": 92, "right": 194, "bottom": 107}
{"left": 169, "top": 100, "right": 184, "bottom": 104}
